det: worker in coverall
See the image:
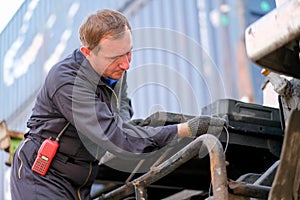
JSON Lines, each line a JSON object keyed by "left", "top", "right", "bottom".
{"left": 10, "top": 9, "right": 226, "bottom": 200}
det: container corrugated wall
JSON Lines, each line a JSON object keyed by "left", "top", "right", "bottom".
{"left": 127, "top": 0, "right": 256, "bottom": 118}
{"left": 0, "top": 0, "right": 273, "bottom": 199}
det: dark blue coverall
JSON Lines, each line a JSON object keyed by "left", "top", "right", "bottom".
{"left": 10, "top": 49, "right": 178, "bottom": 200}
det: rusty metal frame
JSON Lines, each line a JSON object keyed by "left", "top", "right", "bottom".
{"left": 99, "top": 134, "right": 228, "bottom": 200}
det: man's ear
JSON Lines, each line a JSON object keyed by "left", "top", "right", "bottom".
{"left": 80, "top": 46, "right": 91, "bottom": 57}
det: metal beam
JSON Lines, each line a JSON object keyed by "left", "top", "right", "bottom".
{"left": 100, "top": 134, "right": 228, "bottom": 200}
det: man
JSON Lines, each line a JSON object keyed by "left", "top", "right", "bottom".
{"left": 10, "top": 9, "right": 226, "bottom": 199}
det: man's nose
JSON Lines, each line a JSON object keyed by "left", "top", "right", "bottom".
{"left": 118, "top": 54, "right": 130, "bottom": 70}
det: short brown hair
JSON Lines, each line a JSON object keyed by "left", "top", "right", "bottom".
{"left": 79, "top": 9, "right": 131, "bottom": 50}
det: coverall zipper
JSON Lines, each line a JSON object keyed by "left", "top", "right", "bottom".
{"left": 105, "top": 85, "right": 119, "bottom": 111}
{"left": 76, "top": 85, "right": 120, "bottom": 199}
{"left": 77, "top": 82, "right": 121, "bottom": 199}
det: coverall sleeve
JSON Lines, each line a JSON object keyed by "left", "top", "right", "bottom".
{"left": 51, "top": 73, "right": 178, "bottom": 159}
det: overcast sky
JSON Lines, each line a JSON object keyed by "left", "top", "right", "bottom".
{"left": 0, "top": 0, "right": 24, "bottom": 33}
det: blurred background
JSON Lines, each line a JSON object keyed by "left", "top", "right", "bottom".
{"left": 0, "top": 0, "right": 276, "bottom": 199}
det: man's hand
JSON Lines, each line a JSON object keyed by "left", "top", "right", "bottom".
{"left": 178, "top": 116, "right": 227, "bottom": 138}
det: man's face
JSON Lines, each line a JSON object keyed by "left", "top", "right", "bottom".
{"left": 87, "top": 29, "right": 132, "bottom": 80}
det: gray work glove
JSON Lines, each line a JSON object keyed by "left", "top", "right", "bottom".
{"left": 187, "top": 115, "right": 227, "bottom": 137}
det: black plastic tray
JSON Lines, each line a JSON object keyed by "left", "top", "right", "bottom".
{"left": 201, "top": 99, "right": 283, "bottom": 137}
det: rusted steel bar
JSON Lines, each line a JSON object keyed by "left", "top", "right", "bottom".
{"left": 100, "top": 134, "right": 228, "bottom": 200}
{"left": 228, "top": 181, "right": 271, "bottom": 199}
{"left": 202, "top": 134, "right": 228, "bottom": 200}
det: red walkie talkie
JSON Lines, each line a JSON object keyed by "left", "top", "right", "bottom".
{"left": 32, "top": 122, "right": 70, "bottom": 176}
